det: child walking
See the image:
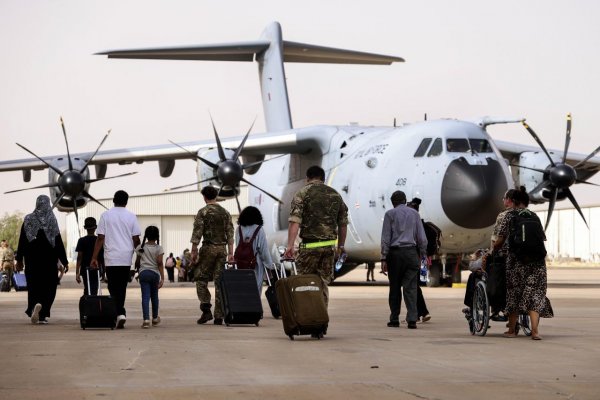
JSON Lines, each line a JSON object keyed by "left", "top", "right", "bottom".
{"left": 134, "top": 226, "right": 164, "bottom": 328}
{"left": 75, "top": 217, "right": 104, "bottom": 295}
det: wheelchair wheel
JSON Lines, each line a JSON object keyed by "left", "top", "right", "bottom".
{"left": 472, "top": 280, "right": 489, "bottom": 336}
{"left": 515, "top": 313, "right": 532, "bottom": 336}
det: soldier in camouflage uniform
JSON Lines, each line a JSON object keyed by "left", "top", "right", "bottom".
{"left": 1, "top": 240, "right": 15, "bottom": 290}
{"left": 190, "top": 186, "right": 234, "bottom": 325}
{"left": 283, "top": 165, "right": 348, "bottom": 308}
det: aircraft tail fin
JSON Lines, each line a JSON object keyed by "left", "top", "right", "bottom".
{"left": 97, "top": 21, "right": 403, "bottom": 132}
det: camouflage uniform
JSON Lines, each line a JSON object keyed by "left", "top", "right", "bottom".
{"left": 289, "top": 181, "right": 348, "bottom": 306}
{"left": 1, "top": 245, "right": 15, "bottom": 288}
{"left": 190, "top": 203, "right": 234, "bottom": 319}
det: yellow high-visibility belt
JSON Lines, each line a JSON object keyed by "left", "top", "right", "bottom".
{"left": 300, "top": 240, "right": 337, "bottom": 249}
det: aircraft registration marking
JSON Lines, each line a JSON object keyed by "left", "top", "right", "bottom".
{"left": 354, "top": 144, "right": 389, "bottom": 158}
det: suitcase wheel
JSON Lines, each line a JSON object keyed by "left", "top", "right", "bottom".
{"left": 226, "top": 323, "right": 230, "bottom": 327}
{"left": 288, "top": 335, "right": 294, "bottom": 340}
{"left": 255, "top": 322, "right": 259, "bottom": 326}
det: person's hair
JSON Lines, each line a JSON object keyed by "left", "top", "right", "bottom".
{"left": 201, "top": 186, "right": 218, "bottom": 200}
{"left": 306, "top": 165, "right": 325, "bottom": 181}
{"left": 169, "top": 252, "right": 173, "bottom": 258}
{"left": 140, "top": 225, "right": 160, "bottom": 252}
{"left": 407, "top": 197, "right": 422, "bottom": 211}
{"left": 513, "top": 186, "right": 530, "bottom": 207}
{"left": 238, "top": 206, "right": 264, "bottom": 226}
{"left": 390, "top": 191, "right": 407, "bottom": 207}
{"left": 113, "top": 190, "right": 129, "bottom": 206}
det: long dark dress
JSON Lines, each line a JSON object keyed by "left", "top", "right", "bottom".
{"left": 16, "top": 227, "right": 68, "bottom": 320}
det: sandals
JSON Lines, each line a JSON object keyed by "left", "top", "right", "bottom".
{"left": 503, "top": 331, "right": 517, "bottom": 338}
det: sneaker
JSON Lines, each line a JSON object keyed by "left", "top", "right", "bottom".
{"left": 213, "top": 318, "right": 223, "bottom": 325}
{"left": 141, "top": 320, "right": 150, "bottom": 329}
{"left": 407, "top": 321, "right": 417, "bottom": 329}
{"left": 31, "top": 303, "right": 42, "bottom": 324}
{"left": 116, "top": 315, "right": 127, "bottom": 329}
{"left": 38, "top": 319, "right": 48, "bottom": 325}
{"left": 152, "top": 316, "right": 161, "bottom": 326}
{"left": 422, "top": 314, "right": 431, "bottom": 322}
{"left": 387, "top": 320, "right": 400, "bottom": 328}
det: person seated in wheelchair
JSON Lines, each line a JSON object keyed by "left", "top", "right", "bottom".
{"left": 462, "top": 249, "right": 507, "bottom": 322}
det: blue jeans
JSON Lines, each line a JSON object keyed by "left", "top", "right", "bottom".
{"left": 139, "top": 270, "right": 160, "bottom": 320}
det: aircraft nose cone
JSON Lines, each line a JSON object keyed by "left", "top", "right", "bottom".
{"left": 441, "top": 157, "right": 508, "bottom": 229}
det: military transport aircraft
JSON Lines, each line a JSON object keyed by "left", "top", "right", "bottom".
{"left": 2, "top": 21, "right": 600, "bottom": 285}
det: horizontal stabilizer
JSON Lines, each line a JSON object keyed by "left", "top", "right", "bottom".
{"left": 96, "top": 41, "right": 271, "bottom": 62}
{"left": 97, "top": 41, "right": 403, "bottom": 65}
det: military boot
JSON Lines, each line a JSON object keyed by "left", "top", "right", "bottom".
{"left": 197, "top": 303, "right": 213, "bottom": 324}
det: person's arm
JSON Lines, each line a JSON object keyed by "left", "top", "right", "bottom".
{"left": 190, "top": 210, "right": 204, "bottom": 264}
{"left": 91, "top": 234, "right": 105, "bottom": 270}
{"left": 337, "top": 225, "right": 347, "bottom": 257}
{"left": 55, "top": 234, "right": 69, "bottom": 271}
{"left": 76, "top": 251, "right": 83, "bottom": 284}
{"left": 132, "top": 235, "right": 141, "bottom": 249}
{"left": 15, "top": 225, "right": 26, "bottom": 272}
{"left": 380, "top": 212, "right": 392, "bottom": 274}
{"left": 157, "top": 252, "right": 165, "bottom": 289}
{"left": 284, "top": 222, "right": 300, "bottom": 259}
{"left": 226, "top": 215, "right": 235, "bottom": 263}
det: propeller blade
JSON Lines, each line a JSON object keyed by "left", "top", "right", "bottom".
{"left": 241, "top": 177, "right": 283, "bottom": 204}
{"left": 564, "top": 188, "right": 588, "bottom": 228}
{"left": 233, "top": 117, "right": 257, "bottom": 161}
{"left": 80, "top": 129, "right": 111, "bottom": 173}
{"left": 562, "top": 113, "right": 572, "bottom": 164}
{"left": 521, "top": 121, "right": 556, "bottom": 167}
{"left": 242, "top": 154, "right": 286, "bottom": 170}
{"left": 235, "top": 192, "right": 242, "bottom": 213}
{"left": 529, "top": 180, "right": 549, "bottom": 194}
{"left": 82, "top": 190, "right": 108, "bottom": 210}
{"left": 508, "top": 163, "right": 547, "bottom": 174}
{"left": 60, "top": 117, "right": 74, "bottom": 171}
{"left": 209, "top": 114, "right": 227, "bottom": 162}
{"left": 168, "top": 140, "right": 218, "bottom": 169}
{"left": 51, "top": 192, "right": 66, "bottom": 210}
{"left": 4, "top": 182, "right": 60, "bottom": 194}
{"left": 575, "top": 179, "right": 600, "bottom": 187}
{"left": 16, "top": 143, "right": 64, "bottom": 175}
{"left": 163, "top": 176, "right": 217, "bottom": 192}
{"left": 72, "top": 198, "right": 80, "bottom": 234}
{"left": 85, "top": 171, "right": 138, "bottom": 184}
{"left": 573, "top": 144, "right": 600, "bottom": 169}
{"left": 545, "top": 187, "right": 558, "bottom": 231}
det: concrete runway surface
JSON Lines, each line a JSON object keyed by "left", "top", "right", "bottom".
{"left": 0, "top": 268, "right": 599, "bottom": 400}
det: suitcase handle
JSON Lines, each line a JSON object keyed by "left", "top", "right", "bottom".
{"left": 279, "top": 258, "right": 297, "bottom": 277}
{"left": 264, "top": 263, "right": 279, "bottom": 287}
{"left": 86, "top": 269, "right": 102, "bottom": 296}
{"left": 224, "top": 262, "right": 237, "bottom": 270}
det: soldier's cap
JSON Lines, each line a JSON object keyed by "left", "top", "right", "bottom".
{"left": 390, "top": 190, "right": 406, "bottom": 205}
{"left": 83, "top": 217, "right": 97, "bottom": 229}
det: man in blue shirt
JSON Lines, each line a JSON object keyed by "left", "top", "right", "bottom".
{"left": 380, "top": 191, "right": 427, "bottom": 329}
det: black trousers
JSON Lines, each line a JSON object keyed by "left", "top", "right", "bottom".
{"left": 106, "top": 265, "right": 131, "bottom": 316}
{"left": 386, "top": 247, "right": 419, "bottom": 323}
{"left": 417, "top": 286, "right": 429, "bottom": 317}
{"left": 165, "top": 267, "right": 175, "bottom": 282}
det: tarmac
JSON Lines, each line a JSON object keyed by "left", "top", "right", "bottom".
{"left": 1, "top": 267, "right": 599, "bottom": 400}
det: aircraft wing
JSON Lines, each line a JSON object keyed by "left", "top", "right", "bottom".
{"left": 494, "top": 140, "right": 600, "bottom": 181}
{"left": 0, "top": 127, "right": 330, "bottom": 174}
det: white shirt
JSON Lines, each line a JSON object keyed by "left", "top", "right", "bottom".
{"left": 97, "top": 206, "right": 141, "bottom": 266}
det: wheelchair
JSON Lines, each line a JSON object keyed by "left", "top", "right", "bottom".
{"left": 468, "top": 271, "right": 531, "bottom": 337}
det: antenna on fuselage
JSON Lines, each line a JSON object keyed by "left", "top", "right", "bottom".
{"left": 424, "top": 113, "right": 427, "bottom": 121}
{"left": 393, "top": 118, "right": 396, "bottom": 127}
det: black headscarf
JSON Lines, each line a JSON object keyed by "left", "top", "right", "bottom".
{"left": 23, "top": 195, "right": 60, "bottom": 247}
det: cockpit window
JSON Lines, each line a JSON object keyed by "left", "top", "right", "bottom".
{"left": 469, "top": 139, "right": 493, "bottom": 153}
{"left": 446, "top": 138, "right": 494, "bottom": 153}
{"left": 446, "top": 138, "right": 470, "bottom": 152}
{"left": 427, "top": 138, "right": 443, "bottom": 157}
{"left": 414, "top": 138, "right": 433, "bottom": 157}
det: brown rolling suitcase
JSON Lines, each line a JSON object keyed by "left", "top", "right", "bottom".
{"left": 275, "top": 260, "right": 329, "bottom": 340}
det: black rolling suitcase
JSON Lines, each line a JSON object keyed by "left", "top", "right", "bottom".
{"left": 264, "top": 264, "right": 281, "bottom": 319}
{"left": 79, "top": 270, "right": 117, "bottom": 330}
{"left": 218, "top": 263, "right": 263, "bottom": 326}
{"left": 275, "top": 260, "right": 329, "bottom": 340}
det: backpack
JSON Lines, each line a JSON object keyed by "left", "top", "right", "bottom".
{"left": 165, "top": 257, "right": 174, "bottom": 268}
{"left": 234, "top": 226, "right": 261, "bottom": 269}
{"left": 508, "top": 209, "right": 547, "bottom": 263}
{"left": 423, "top": 221, "right": 442, "bottom": 257}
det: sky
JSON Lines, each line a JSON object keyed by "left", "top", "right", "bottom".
{"left": 1, "top": 0, "right": 600, "bottom": 224}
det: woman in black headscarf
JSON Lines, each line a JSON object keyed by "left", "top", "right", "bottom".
{"left": 15, "top": 195, "right": 68, "bottom": 324}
